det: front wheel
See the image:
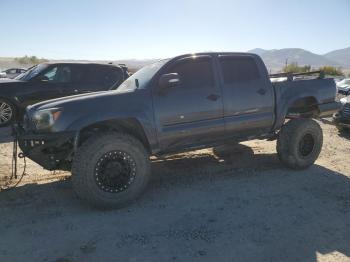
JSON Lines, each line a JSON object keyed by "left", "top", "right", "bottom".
{"left": 72, "top": 132, "right": 151, "bottom": 209}
{"left": 0, "top": 99, "right": 15, "bottom": 127}
{"left": 277, "top": 119, "right": 323, "bottom": 169}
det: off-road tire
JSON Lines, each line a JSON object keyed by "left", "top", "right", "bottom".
{"left": 72, "top": 132, "right": 151, "bottom": 209}
{"left": 277, "top": 119, "right": 323, "bottom": 169}
{"left": 0, "top": 98, "right": 16, "bottom": 127}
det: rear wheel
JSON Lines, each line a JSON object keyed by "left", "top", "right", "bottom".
{"left": 277, "top": 119, "right": 323, "bottom": 169}
{"left": 0, "top": 99, "right": 15, "bottom": 127}
{"left": 72, "top": 132, "right": 151, "bottom": 209}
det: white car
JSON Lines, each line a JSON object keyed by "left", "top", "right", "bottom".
{"left": 0, "top": 70, "right": 6, "bottom": 78}
{"left": 337, "top": 78, "right": 350, "bottom": 95}
{"left": 1, "top": 68, "right": 27, "bottom": 79}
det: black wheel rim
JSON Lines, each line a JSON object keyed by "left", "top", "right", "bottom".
{"left": 94, "top": 151, "right": 136, "bottom": 193}
{"left": 0, "top": 101, "right": 13, "bottom": 124}
{"left": 298, "top": 133, "right": 315, "bottom": 157}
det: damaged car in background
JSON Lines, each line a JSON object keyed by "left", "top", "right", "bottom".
{"left": 337, "top": 78, "right": 350, "bottom": 95}
{"left": 333, "top": 96, "right": 350, "bottom": 131}
{"left": 15, "top": 52, "right": 339, "bottom": 209}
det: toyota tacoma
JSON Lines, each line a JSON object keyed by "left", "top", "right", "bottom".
{"left": 15, "top": 52, "right": 339, "bottom": 209}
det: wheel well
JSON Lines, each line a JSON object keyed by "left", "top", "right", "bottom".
{"left": 286, "top": 96, "right": 320, "bottom": 118}
{"left": 78, "top": 118, "right": 151, "bottom": 152}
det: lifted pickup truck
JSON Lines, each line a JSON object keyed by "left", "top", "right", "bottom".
{"left": 16, "top": 52, "right": 339, "bottom": 209}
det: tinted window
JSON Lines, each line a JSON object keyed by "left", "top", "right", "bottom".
{"left": 166, "top": 58, "right": 214, "bottom": 88}
{"left": 219, "top": 56, "right": 260, "bottom": 84}
{"left": 74, "top": 66, "right": 123, "bottom": 90}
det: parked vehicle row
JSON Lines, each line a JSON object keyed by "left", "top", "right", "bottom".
{"left": 0, "top": 70, "right": 6, "bottom": 78}
{"left": 0, "top": 62, "right": 129, "bottom": 126}
{"left": 333, "top": 96, "right": 350, "bottom": 131}
{"left": 15, "top": 52, "right": 339, "bottom": 209}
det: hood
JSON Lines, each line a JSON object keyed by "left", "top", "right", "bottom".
{"left": 28, "top": 89, "right": 135, "bottom": 112}
{"left": 0, "top": 78, "right": 23, "bottom": 84}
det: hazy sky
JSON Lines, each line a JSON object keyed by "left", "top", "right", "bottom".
{"left": 0, "top": 0, "right": 349, "bottom": 60}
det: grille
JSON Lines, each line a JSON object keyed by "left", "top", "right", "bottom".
{"left": 343, "top": 104, "right": 350, "bottom": 116}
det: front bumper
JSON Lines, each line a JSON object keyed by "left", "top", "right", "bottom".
{"left": 15, "top": 126, "right": 76, "bottom": 170}
{"left": 318, "top": 102, "right": 341, "bottom": 117}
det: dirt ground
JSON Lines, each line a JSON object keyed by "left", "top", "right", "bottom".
{"left": 0, "top": 121, "right": 349, "bottom": 262}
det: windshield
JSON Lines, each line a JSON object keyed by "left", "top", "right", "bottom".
{"left": 15, "top": 64, "right": 49, "bottom": 81}
{"left": 116, "top": 59, "right": 169, "bottom": 92}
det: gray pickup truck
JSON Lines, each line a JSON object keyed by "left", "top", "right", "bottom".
{"left": 16, "top": 52, "right": 339, "bottom": 209}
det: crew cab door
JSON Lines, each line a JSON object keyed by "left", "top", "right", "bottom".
{"left": 152, "top": 56, "right": 225, "bottom": 150}
{"left": 218, "top": 55, "right": 274, "bottom": 137}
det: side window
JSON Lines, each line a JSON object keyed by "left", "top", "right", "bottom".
{"left": 219, "top": 56, "right": 260, "bottom": 84}
{"left": 94, "top": 66, "right": 123, "bottom": 89}
{"left": 75, "top": 66, "right": 123, "bottom": 90}
{"left": 44, "top": 67, "right": 57, "bottom": 81}
{"left": 43, "top": 66, "right": 72, "bottom": 83}
{"left": 166, "top": 58, "right": 214, "bottom": 89}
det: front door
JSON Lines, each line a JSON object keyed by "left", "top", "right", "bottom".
{"left": 152, "top": 56, "right": 224, "bottom": 151}
{"left": 21, "top": 65, "right": 72, "bottom": 106}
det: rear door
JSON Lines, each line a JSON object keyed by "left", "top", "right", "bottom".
{"left": 218, "top": 55, "right": 274, "bottom": 137}
{"left": 152, "top": 56, "right": 225, "bottom": 150}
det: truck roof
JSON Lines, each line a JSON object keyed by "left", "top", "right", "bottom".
{"left": 171, "top": 52, "right": 259, "bottom": 60}
{"left": 40, "top": 61, "right": 123, "bottom": 68}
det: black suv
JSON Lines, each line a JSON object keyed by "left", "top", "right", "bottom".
{"left": 0, "top": 62, "right": 128, "bottom": 126}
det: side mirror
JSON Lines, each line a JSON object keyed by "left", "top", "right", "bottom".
{"left": 158, "top": 73, "right": 181, "bottom": 90}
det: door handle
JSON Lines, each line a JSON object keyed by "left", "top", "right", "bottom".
{"left": 257, "top": 88, "right": 266, "bottom": 95}
{"left": 206, "top": 94, "right": 220, "bottom": 101}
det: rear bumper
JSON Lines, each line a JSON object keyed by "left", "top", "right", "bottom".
{"left": 15, "top": 126, "right": 76, "bottom": 170}
{"left": 318, "top": 102, "right": 341, "bottom": 117}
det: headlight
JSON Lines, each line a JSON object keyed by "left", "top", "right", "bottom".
{"left": 32, "top": 108, "right": 62, "bottom": 130}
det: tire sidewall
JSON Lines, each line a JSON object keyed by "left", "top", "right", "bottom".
{"left": 72, "top": 134, "right": 150, "bottom": 208}
{"left": 290, "top": 123, "right": 323, "bottom": 165}
{"left": 277, "top": 119, "right": 323, "bottom": 169}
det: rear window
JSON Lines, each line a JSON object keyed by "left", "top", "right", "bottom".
{"left": 74, "top": 65, "right": 123, "bottom": 90}
{"left": 219, "top": 56, "right": 260, "bottom": 84}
